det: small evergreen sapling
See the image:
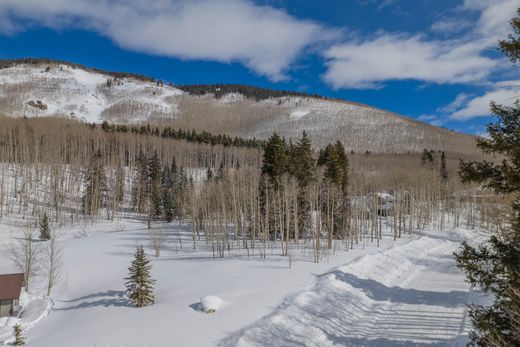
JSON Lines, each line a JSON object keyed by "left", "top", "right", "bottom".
{"left": 125, "top": 246, "right": 156, "bottom": 307}
{"left": 13, "top": 324, "right": 25, "bottom": 346}
{"left": 39, "top": 212, "right": 51, "bottom": 241}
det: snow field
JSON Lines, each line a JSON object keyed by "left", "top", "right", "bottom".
{"left": 0, "top": 217, "right": 482, "bottom": 346}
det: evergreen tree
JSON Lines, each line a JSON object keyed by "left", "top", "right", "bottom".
{"left": 261, "top": 132, "right": 288, "bottom": 184}
{"left": 161, "top": 163, "right": 175, "bottom": 223}
{"left": 82, "top": 150, "right": 107, "bottom": 216}
{"left": 421, "top": 148, "right": 434, "bottom": 167}
{"left": 292, "top": 131, "right": 315, "bottom": 233}
{"left": 148, "top": 151, "right": 162, "bottom": 220}
{"left": 125, "top": 246, "right": 156, "bottom": 307}
{"left": 216, "top": 161, "right": 225, "bottom": 180}
{"left": 132, "top": 151, "right": 148, "bottom": 213}
{"left": 39, "top": 212, "right": 51, "bottom": 241}
{"left": 317, "top": 141, "right": 350, "bottom": 238}
{"left": 317, "top": 141, "right": 347, "bottom": 186}
{"left": 163, "top": 186, "right": 174, "bottom": 223}
{"left": 292, "top": 131, "right": 315, "bottom": 188}
{"left": 176, "top": 167, "right": 188, "bottom": 218}
{"left": 13, "top": 324, "right": 25, "bottom": 346}
{"left": 456, "top": 9, "right": 520, "bottom": 346}
{"left": 336, "top": 141, "right": 350, "bottom": 238}
{"left": 499, "top": 8, "right": 520, "bottom": 63}
{"left": 440, "top": 151, "right": 448, "bottom": 181}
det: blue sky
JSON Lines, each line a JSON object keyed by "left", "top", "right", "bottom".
{"left": 0, "top": 0, "right": 519, "bottom": 135}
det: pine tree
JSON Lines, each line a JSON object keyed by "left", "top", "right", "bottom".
{"left": 440, "top": 151, "right": 448, "bottom": 181}
{"left": 317, "top": 142, "right": 347, "bottom": 186}
{"left": 13, "top": 324, "right": 25, "bottom": 346}
{"left": 456, "top": 8, "right": 520, "bottom": 346}
{"left": 39, "top": 212, "right": 51, "bottom": 241}
{"left": 132, "top": 151, "right": 149, "bottom": 213}
{"left": 216, "top": 161, "right": 225, "bottom": 180}
{"left": 421, "top": 148, "right": 434, "bottom": 167}
{"left": 292, "top": 131, "right": 315, "bottom": 234}
{"left": 293, "top": 131, "right": 315, "bottom": 188}
{"left": 261, "top": 132, "right": 288, "bottom": 184}
{"left": 82, "top": 150, "right": 107, "bottom": 216}
{"left": 125, "top": 246, "right": 156, "bottom": 307}
{"left": 161, "top": 164, "right": 172, "bottom": 222}
{"left": 148, "top": 151, "right": 162, "bottom": 220}
{"left": 163, "top": 186, "right": 174, "bottom": 223}
{"left": 336, "top": 141, "right": 350, "bottom": 238}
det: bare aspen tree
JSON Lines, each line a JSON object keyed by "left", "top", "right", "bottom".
{"left": 149, "top": 225, "right": 166, "bottom": 257}
{"left": 7, "top": 229, "right": 41, "bottom": 292}
{"left": 46, "top": 237, "right": 63, "bottom": 296}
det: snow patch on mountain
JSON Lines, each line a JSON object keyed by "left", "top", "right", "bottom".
{"left": 289, "top": 109, "right": 311, "bottom": 119}
{"left": 0, "top": 64, "right": 183, "bottom": 123}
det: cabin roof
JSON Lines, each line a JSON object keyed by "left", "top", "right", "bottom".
{"left": 0, "top": 273, "right": 24, "bottom": 301}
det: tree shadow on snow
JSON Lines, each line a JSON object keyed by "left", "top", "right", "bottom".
{"left": 327, "top": 271, "right": 469, "bottom": 308}
{"left": 55, "top": 290, "right": 130, "bottom": 310}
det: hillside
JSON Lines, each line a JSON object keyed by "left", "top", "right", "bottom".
{"left": 0, "top": 60, "right": 478, "bottom": 154}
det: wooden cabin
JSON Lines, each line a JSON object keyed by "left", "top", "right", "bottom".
{"left": 0, "top": 273, "right": 24, "bottom": 317}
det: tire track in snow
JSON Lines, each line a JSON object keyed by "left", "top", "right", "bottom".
{"left": 220, "top": 235, "right": 474, "bottom": 347}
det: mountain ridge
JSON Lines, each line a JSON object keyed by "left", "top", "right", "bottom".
{"left": 0, "top": 58, "right": 478, "bottom": 155}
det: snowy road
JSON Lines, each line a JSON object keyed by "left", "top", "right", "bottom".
{"left": 222, "top": 234, "right": 474, "bottom": 347}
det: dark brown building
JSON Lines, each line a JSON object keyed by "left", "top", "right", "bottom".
{"left": 0, "top": 273, "right": 24, "bottom": 317}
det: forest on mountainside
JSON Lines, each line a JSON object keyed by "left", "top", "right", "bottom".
{"left": 0, "top": 116, "right": 504, "bottom": 262}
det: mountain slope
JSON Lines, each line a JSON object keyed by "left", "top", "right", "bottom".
{"left": 0, "top": 61, "right": 478, "bottom": 154}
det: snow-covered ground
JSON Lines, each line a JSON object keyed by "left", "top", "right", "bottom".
{"left": 0, "top": 217, "right": 484, "bottom": 346}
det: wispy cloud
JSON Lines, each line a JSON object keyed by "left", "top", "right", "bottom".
{"left": 450, "top": 81, "right": 520, "bottom": 120}
{"left": 322, "top": 34, "right": 496, "bottom": 89}
{"left": 0, "top": 0, "right": 333, "bottom": 82}
{"left": 322, "top": 0, "right": 517, "bottom": 89}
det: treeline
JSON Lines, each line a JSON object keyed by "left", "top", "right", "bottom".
{"left": 421, "top": 148, "right": 448, "bottom": 181}
{"left": 82, "top": 149, "right": 191, "bottom": 225}
{"left": 2, "top": 58, "right": 357, "bottom": 105}
{"left": 176, "top": 83, "right": 344, "bottom": 102}
{"left": 98, "top": 121, "right": 265, "bottom": 148}
{"left": 0, "top": 116, "right": 262, "bottom": 168}
{"left": 0, "top": 58, "right": 155, "bottom": 83}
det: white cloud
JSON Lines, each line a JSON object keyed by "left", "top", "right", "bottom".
{"left": 0, "top": 0, "right": 331, "bottom": 81}
{"left": 450, "top": 81, "right": 520, "bottom": 120}
{"left": 323, "top": 0, "right": 517, "bottom": 89}
{"left": 323, "top": 34, "right": 496, "bottom": 89}
{"left": 437, "top": 93, "right": 473, "bottom": 114}
{"left": 463, "top": 0, "right": 519, "bottom": 40}
{"left": 430, "top": 18, "right": 472, "bottom": 35}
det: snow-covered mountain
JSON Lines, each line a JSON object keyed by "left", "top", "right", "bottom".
{"left": 0, "top": 61, "right": 478, "bottom": 154}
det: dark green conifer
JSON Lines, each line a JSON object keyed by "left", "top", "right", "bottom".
{"left": 148, "top": 151, "right": 162, "bottom": 220}
{"left": 39, "top": 212, "right": 51, "bottom": 241}
{"left": 13, "top": 324, "right": 25, "bottom": 346}
{"left": 261, "top": 132, "right": 288, "bottom": 184}
{"left": 456, "top": 9, "right": 520, "bottom": 345}
{"left": 125, "top": 246, "right": 156, "bottom": 307}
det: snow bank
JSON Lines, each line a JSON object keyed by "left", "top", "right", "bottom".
{"left": 222, "top": 235, "right": 473, "bottom": 347}
{"left": 0, "top": 293, "right": 52, "bottom": 345}
{"left": 200, "top": 296, "right": 224, "bottom": 314}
